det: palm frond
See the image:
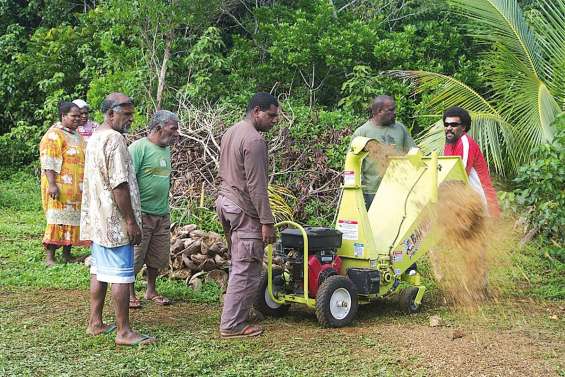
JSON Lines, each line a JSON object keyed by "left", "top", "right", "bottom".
{"left": 469, "top": 112, "right": 514, "bottom": 175}
{"left": 388, "top": 70, "right": 499, "bottom": 115}
{"left": 416, "top": 118, "right": 444, "bottom": 156}
{"left": 268, "top": 185, "right": 296, "bottom": 222}
{"left": 448, "top": 0, "right": 543, "bottom": 78}
{"left": 485, "top": 44, "right": 560, "bottom": 142}
{"left": 536, "top": 0, "right": 565, "bottom": 102}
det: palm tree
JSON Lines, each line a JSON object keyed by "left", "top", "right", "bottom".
{"left": 390, "top": 0, "right": 564, "bottom": 177}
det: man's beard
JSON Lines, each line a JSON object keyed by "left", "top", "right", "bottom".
{"left": 445, "top": 132, "right": 457, "bottom": 144}
{"left": 116, "top": 123, "right": 130, "bottom": 134}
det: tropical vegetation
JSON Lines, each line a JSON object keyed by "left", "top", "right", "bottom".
{"left": 0, "top": 0, "right": 562, "bottom": 238}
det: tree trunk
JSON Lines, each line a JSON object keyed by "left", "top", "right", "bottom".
{"left": 156, "top": 31, "right": 173, "bottom": 111}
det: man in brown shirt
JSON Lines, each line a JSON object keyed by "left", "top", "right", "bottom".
{"left": 216, "top": 92, "right": 279, "bottom": 338}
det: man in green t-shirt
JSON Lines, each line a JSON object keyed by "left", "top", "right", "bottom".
{"left": 352, "top": 95, "right": 417, "bottom": 208}
{"left": 128, "top": 110, "right": 179, "bottom": 308}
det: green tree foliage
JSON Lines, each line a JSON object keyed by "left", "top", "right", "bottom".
{"left": 0, "top": 0, "right": 482, "bottom": 169}
{"left": 513, "top": 115, "right": 565, "bottom": 245}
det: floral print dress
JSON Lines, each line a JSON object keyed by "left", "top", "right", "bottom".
{"left": 39, "top": 122, "right": 90, "bottom": 247}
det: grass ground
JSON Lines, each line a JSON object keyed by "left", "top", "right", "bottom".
{"left": 0, "top": 171, "right": 563, "bottom": 376}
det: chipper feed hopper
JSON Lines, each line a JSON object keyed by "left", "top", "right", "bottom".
{"left": 255, "top": 136, "right": 470, "bottom": 327}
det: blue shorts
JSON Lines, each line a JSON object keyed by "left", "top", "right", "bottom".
{"left": 90, "top": 242, "right": 135, "bottom": 284}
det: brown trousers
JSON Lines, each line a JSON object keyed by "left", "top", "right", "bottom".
{"left": 216, "top": 195, "right": 264, "bottom": 332}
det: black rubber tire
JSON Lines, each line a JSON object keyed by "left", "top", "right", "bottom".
{"left": 315, "top": 275, "right": 358, "bottom": 328}
{"left": 254, "top": 270, "right": 290, "bottom": 317}
{"left": 399, "top": 286, "right": 421, "bottom": 314}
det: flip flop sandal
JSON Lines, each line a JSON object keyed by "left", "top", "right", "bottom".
{"left": 103, "top": 324, "right": 117, "bottom": 334}
{"left": 129, "top": 298, "right": 143, "bottom": 309}
{"left": 220, "top": 325, "right": 263, "bottom": 339}
{"left": 147, "top": 295, "right": 171, "bottom": 306}
{"left": 86, "top": 323, "right": 117, "bottom": 336}
{"left": 116, "top": 334, "right": 157, "bottom": 347}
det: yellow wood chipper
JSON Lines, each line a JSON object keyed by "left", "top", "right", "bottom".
{"left": 254, "top": 136, "right": 470, "bottom": 327}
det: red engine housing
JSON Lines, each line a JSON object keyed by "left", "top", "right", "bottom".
{"left": 308, "top": 255, "right": 342, "bottom": 297}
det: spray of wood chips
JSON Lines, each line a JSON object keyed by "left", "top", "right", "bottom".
{"left": 363, "top": 140, "right": 514, "bottom": 310}
{"left": 365, "top": 140, "right": 400, "bottom": 176}
{"left": 427, "top": 182, "right": 514, "bottom": 310}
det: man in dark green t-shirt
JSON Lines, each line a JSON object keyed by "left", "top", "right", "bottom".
{"left": 352, "top": 95, "right": 416, "bottom": 208}
{"left": 128, "top": 110, "right": 179, "bottom": 308}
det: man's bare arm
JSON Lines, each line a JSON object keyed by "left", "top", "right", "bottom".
{"left": 112, "top": 182, "right": 141, "bottom": 245}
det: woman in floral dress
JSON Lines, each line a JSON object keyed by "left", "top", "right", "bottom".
{"left": 39, "top": 102, "right": 90, "bottom": 266}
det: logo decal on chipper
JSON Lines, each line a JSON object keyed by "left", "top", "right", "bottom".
{"left": 403, "top": 227, "right": 425, "bottom": 259}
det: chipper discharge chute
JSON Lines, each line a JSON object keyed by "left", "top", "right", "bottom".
{"left": 255, "top": 136, "right": 470, "bottom": 327}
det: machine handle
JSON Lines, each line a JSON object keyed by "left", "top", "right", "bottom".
{"left": 266, "top": 221, "right": 314, "bottom": 308}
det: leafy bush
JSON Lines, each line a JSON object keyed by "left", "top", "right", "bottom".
{"left": 513, "top": 118, "right": 565, "bottom": 244}
{"left": 0, "top": 122, "right": 44, "bottom": 167}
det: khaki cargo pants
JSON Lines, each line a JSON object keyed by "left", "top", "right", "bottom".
{"left": 215, "top": 196, "right": 264, "bottom": 332}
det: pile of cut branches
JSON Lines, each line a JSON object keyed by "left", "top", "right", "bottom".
{"left": 165, "top": 100, "right": 348, "bottom": 225}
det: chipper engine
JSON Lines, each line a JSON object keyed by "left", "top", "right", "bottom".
{"left": 255, "top": 136, "right": 471, "bottom": 327}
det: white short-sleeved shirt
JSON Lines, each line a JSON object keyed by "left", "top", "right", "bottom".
{"left": 80, "top": 128, "right": 142, "bottom": 247}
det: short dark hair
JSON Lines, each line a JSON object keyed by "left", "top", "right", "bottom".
{"left": 59, "top": 101, "right": 79, "bottom": 121}
{"left": 246, "top": 92, "right": 278, "bottom": 113}
{"left": 443, "top": 106, "right": 471, "bottom": 132}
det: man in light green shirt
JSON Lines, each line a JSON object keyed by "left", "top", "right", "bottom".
{"left": 128, "top": 110, "right": 179, "bottom": 308}
{"left": 352, "top": 95, "right": 416, "bottom": 208}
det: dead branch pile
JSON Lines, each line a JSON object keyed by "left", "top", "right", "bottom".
{"left": 166, "top": 100, "right": 349, "bottom": 221}
{"left": 166, "top": 223, "right": 229, "bottom": 291}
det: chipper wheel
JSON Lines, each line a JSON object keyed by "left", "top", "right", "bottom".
{"left": 315, "top": 275, "right": 358, "bottom": 328}
{"left": 399, "top": 286, "right": 421, "bottom": 314}
{"left": 254, "top": 270, "right": 290, "bottom": 317}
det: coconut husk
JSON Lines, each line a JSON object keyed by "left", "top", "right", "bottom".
{"left": 205, "top": 269, "right": 228, "bottom": 291}
{"left": 273, "top": 256, "right": 284, "bottom": 266}
{"left": 172, "top": 255, "right": 184, "bottom": 270}
{"left": 166, "top": 224, "right": 231, "bottom": 281}
{"left": 183, "top": 238, "right": 195, "bottom": 248}
{"left": 199, "top": 258, "right": 216, "bottom": 272}
{"left": 182, "top": 239, "right": 201, "bottom": 256}
{"left": 176, "top": 224, "right": 198, "bottom": 238}
{"left": 206, "top": 242, "right": 222, "bottom": 257}
{"left": 190, "top": 229, "right": 208, "bottom": 239}
{"left": 171, "top": 238, "right": 185, "bottom": 254}
{"left": 190, "top": 253, "right": 207, "bottom": 264}
{"left": 188, "top": 271, "right": 207, "bottom": 291}
{"left": 207, "top": 231, "right": 223, "bottom": 243}
{"left": 182, "top": 255, "right": 197, "bottom": 270}
{"left": 190, "top": 277, "right": 202, "bottom": 292}
{"left": 200, "top": 241, "right": 209, "bottom": 256}
{"left": 214, "top": 254, "right": 229, "bottom": 270}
